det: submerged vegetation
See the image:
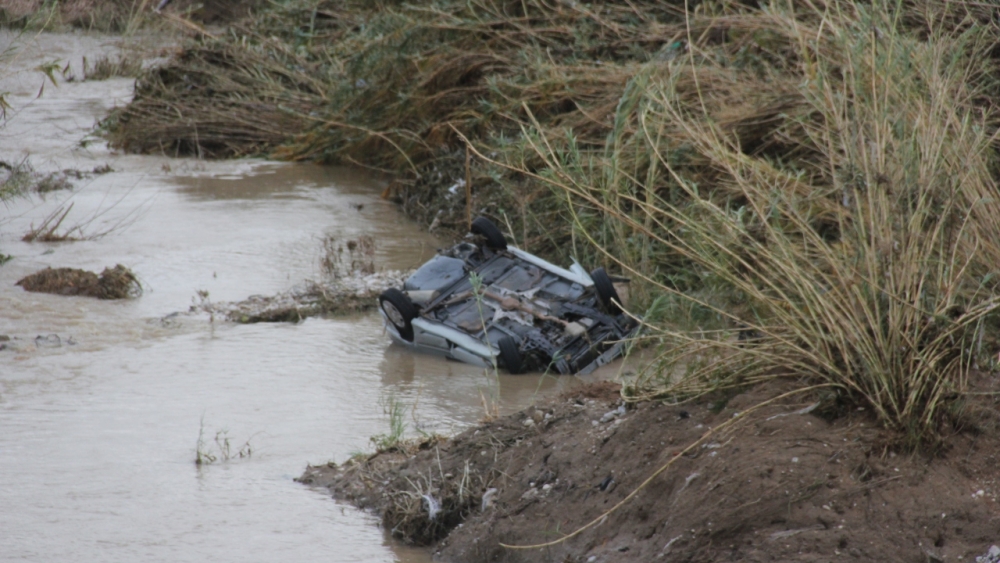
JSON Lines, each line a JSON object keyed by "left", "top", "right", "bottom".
{"left": 101, "top": 0, "right": 1000, "bottom": 446}
{"left": 194, "top": 416, "right": 255, "bottom": 466}
{"left": 78, "top": 53, "right": 144, "bottom": 81}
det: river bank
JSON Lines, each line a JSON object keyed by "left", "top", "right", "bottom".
{"left": 302, "top": 379, "right": 1000, "bottom": 563}
{"left": 0, "top": 29, "right": 481, "bottom": 563}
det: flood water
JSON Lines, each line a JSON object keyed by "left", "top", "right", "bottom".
{"left": 0, "top": 32, "right": 612, "bottom": 562}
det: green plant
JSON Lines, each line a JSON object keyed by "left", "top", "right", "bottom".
{"left": 369, "top": 394, "right": 407, "bottom": 452}
{"left": 194, "top": 415, "right": 215, "bottom": 465}
{"left": 194, "top": 415, "right": 255, "bottom": 466}
{"left": 79, "top": 54, "right": 144, "bottom": 81}
{"left": 0, "top": 159, "right": 39, "bottom": 201}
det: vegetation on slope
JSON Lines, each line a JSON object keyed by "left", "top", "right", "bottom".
{"left": 103, "top": 0, "right": 1000, "bottom": 446}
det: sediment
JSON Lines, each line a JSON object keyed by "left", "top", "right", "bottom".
{"left": 301, "top": 381, "right": 1000, "bottom": 563}
{"left": 16, "top": 265, "right": 141, "bottom": 299}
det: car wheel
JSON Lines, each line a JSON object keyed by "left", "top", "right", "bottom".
{"left": 471, "top": 216, "right": 507, "bottom": 250}
{"left": 379, "top": 288, "right": 418, "bottom": 341}
{"left": 590, "top": 267, "right": 623, "bottom": 315}
{"left": 497, "top": 336, "right": 525, "bottom": 374}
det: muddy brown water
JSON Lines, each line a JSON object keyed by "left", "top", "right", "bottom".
{"left": 0, "top": 31, "right": 625, "bottom": 562}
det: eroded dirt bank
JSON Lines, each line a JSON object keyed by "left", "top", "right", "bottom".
{"left": 301, "top": 381, "right": 1000, "bottom": 562}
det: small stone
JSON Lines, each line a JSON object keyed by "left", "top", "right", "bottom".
{"left": 35, "top": 334, "right": 61, "bottom": 348}
{"left": 520, "top": 488, "right": 540, "bottom": 501}
{"left": 481, "top": 488, "right": 498, "bottom": 511}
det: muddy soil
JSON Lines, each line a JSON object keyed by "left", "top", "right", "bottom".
{"left": 16, "top": 264, "right": 140, "bottom": 299}
{"left": 301, "top": 380, "right": 1000, "bottom": 562}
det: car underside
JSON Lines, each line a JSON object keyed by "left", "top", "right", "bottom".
{"left": 378, "top": 217, "right": 637, "bottom": 374}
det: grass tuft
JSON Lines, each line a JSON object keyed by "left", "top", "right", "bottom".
{"left": 370, "top": 394, "right": 408, "bottom": 453}
{"left": 517, "top": 2, "right": 1000, "bottom": 448}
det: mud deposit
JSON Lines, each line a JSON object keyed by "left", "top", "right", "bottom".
{"left": 302, "top": 381, "right": 1000, "bottom": 562}
{"left": 16, "top": 264, "right": 140, "bottom": 298}
{"left": 203, "top": 270, "right": 408, "bottom": 323}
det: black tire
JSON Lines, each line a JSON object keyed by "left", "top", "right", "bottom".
{"left": 591, "top": 267, "right": 623, "bottom": 315}
{"left": 379, "top": 288, "right": 418, "bottom": 342}
{"left": 470, "top": 216, "right": 507, "bottom": 250}
{"left": 497, "top": 336, "right": 525, "bottom": 374}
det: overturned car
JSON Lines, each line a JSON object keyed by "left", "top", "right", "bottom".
{"left": 378, "top": 217, "right": 638, "bottom": 374}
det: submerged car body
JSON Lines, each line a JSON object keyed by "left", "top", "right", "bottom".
{"left": 377, "top": 217, "right": 637, "bottom": 375}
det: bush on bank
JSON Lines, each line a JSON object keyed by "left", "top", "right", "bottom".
{"left": 104, "top": 0, "right": 1000, "bottom": 446}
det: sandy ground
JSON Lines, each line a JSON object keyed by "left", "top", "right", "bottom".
{"left": 301, "top": 379, "right": 1000, "bottom": 562}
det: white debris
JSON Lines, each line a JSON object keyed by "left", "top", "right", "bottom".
{"left": 447, "top": 178, "right": 467, "bottom": 195}
{"left": 520, "top": 487, "right": 540, "bottom": 501}
{"left": 422, "top": 494, "right": 441, "bottom": 520}
{"left": 481, "top": 488, "right": 498, "bottom": 511}
{"left": 599, "top": 405, "right": 626, "bottom": 423}
{"left": 976, "top": 545, "right": 1000, "bottom": 563}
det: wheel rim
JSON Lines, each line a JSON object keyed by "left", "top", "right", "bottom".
{"left": 382, "top": 301, "right": 405, "bottom": 328}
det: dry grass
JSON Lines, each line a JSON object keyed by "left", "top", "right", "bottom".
{"left": 103, "top": 0, "right": 698, "bottom": 235}
{"left": 101, "top": 0, "right": 1000, "bottom": 444}
{"left": 512, "top": 2, "right": 1000, "bottom": 447}
{"left": 0, "top": 0, "right": 258, "bottom": 33}
{"left": 104, "top": 0, "right": 999, "bottom": 254}
{"left": 1, "top": 0, "right": 150, "bottom": 32}
{"left": 80, "top": 53, "right": 143, "bottom": 81}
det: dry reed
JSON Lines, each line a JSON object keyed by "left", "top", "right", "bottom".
{"left": 514, "top": 1, "right": 1000, "bottom": 447}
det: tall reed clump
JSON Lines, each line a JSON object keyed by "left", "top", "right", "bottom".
{"left": 520, "top": 2, "right": 1000, "bottom": 447}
